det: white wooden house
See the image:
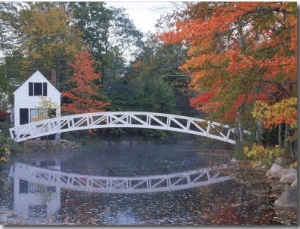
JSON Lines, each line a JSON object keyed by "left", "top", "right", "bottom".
{"left": 13, "top": 70, "right": 61, "bottom": 128}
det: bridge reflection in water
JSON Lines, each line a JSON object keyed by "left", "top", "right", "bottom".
{"left": 8, "top": 162, "right": 232, "bottom": 220}
{"left": 10, "top": 163, "right": 232, "bottom": 194}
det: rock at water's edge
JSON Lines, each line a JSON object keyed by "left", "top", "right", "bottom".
{"left": 281, "top": 168, "right": 297, "bottom": 177}
{"left": 279, "top": 173, "right": 297, "bottom": 184}
{"left": 275, "top": 157, "right": 291, "bottom": 167}
{"left": 270, "top": 182, "right": 287, "bottom": 192}
{"left": 274, "top": 187, "right": 298, "bottom": 209}
{"left": 270, "top": 163, "right": 284, "bottom": 179}
{"left": 291, "top": 179, "right": 297, "bottom": 187}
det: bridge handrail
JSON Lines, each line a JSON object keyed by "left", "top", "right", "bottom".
{"left": 9, "top": 111, "right": 250, "bottom": 144}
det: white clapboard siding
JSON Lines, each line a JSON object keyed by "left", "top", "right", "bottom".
{"left": 13, "top": 70, "right": 61, "bottom": 127}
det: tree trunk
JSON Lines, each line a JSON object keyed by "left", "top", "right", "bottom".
{"left": 256, "top": 120, "right": 264, "bottom": 143}
{"left": 235, "top": 112, "right": 243, "bottom": 142}
{"left": 290, "top": 140, "right": 297, "bottom": 161}
{"left": 278, "top": 123, "right": 283, "bottom": 148}
{"left": 284, "top": 123, "right": 290, "bottom": 147}
{"left": 285, "top": 123, "right": 297, "bottom": 161}
{"left": 238, "top": 122, "right": 243, "bottom": 141}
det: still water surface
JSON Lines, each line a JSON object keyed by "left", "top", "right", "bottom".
{"left": 0, "top": 142, "right": 296, "bottom": 225}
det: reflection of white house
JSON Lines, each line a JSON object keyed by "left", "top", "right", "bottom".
{"left": 13, "top": 70, "right": 61, "bottom": 127}
{"left": 11, "top": 161, "right": 61, "bottom": 221}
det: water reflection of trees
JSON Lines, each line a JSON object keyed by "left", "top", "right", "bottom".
{"left": 54, "top": 179, "right": 282, "bottom": 225}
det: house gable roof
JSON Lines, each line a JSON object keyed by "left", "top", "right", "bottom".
{"left": 13, "top": 70, "right": 61, "bottom": 95}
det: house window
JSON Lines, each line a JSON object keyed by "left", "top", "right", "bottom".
{"left": 20, "top": 108, "right": 56, "bottom": 124}
{"left": 29, "top": 82, "right": 47, "bottom": 96}
{"left": 20, "top": 108, "right": 29, "bottom": 125}
{"left": 28, "top": 182, "right": 42, "bottom": 193}
{"left": 30, "top": 109, "right": 56, "bottom": 121}
{"left": 28, "top": 204, "right": 47, "bottom": 218}
{"left": 19, "top": 179, "right": 28, "bottom": 193}
{"left": 30, "top": 108, "right": 47, "bottom": 122}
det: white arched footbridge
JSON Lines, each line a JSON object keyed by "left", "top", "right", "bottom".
{"left": 9, "top": 163, "right": 233, "bottom": 194}
{"left": 9, "top": 111, "right": 249, "bottom": 144}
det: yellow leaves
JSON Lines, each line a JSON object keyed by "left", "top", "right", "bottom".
{"left": 290, "top": 161, "right": 297, "bottom": 169}
{"left": 243, "top": 146, "right": 249, "bottom": 153}
{"left": 243, "top": 143, "right": 284, "bottom": 166}
{"left": 21, "top": 7, "right": 68, "bottom": 44}
{"left": 17, "top": 4, "right": 83, "bottom": 77}
{"left": 0, "top": 147, "right": 10, "bottom": 163}
{"left": 5, "top": 147, "right": 10, "bottom": 154}
{"left": 243, "top": 143, "right": 265, "bottom": 158}
{"left": 0, "top": 157, "right": 8, "bottom": 162}
{"left": 34, "top": 7, "right": 68, "bottom": 38}
{"left": 252, "top": 97, "right": 297, "bottom": 129}
{"left": 38, "top": 96, "right": 60, "bottom": 109}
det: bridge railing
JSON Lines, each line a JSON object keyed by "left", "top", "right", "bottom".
{"left": 9, "top": 111, "right": 250, "bottom": 143}
{"left": 10, "top": 162, "right": 233, "bottom": 194}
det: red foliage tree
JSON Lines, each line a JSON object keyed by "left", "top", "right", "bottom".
{"left": 62, "top": 50, "right": 110, "bottom": 114}
{"left": 0, "top": 111, "right": 9, "bottom": 122}
{"left": 159, "top": 2, "right": 297, "bottom": 128}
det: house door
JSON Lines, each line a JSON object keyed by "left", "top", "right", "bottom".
{"left": 20, "top": 108, "right": 29, "bottom": 125}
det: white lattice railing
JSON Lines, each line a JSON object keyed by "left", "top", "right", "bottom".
{"left": 9, "top": 163, "right": 233, "bottom": 194}
{"left": 10, "top": 112, "right": 249, "bottom": 144}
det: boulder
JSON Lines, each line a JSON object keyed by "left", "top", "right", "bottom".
{"left": 270, "top": 163, "right": 284, "bottom": 179}
{"left": 275, "top": 157, "right": 291, "bottom": 167}
{"left": 281, "top": 168, "right": 297, "bottom": 177}
{"left": 270, "top": 182, "right": 286, "bottom": 192}
{"left": 275, "top": 187, "right": 298, "bottom": 209}
{"left": 291, "top": 179, "right": 297, "bottom": 187}
{"left": 279, "top": 173, "right": 297, "bottom": 184}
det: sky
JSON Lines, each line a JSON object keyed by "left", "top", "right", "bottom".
{"left": 105, "top": 1, "right": 176, "bottom": 33}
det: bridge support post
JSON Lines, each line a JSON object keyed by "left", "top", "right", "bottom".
{"left": 55, "top": 133, "right": 61, "bottom": 141}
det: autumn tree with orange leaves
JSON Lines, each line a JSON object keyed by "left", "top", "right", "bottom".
{"left": 159, "top": 2, "right": 297, "bottom": 160}
{"left": 61, "top": 50, "right": 110, "bottom": 114}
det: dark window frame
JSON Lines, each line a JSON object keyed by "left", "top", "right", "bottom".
{"left": 29, "top": 82, "right": 47, "bottom": 96}
{"left": 20, "top": 108, "right": 29, "bottom": 125}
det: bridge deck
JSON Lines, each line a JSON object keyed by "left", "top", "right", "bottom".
{"left": 9, "top": 112, "right": 248, "bottom": 144}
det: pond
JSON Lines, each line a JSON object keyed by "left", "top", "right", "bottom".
{"left": 0, "top": 141, "right": 297, "bottom": 225}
